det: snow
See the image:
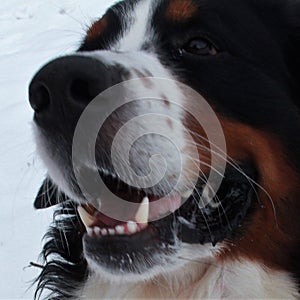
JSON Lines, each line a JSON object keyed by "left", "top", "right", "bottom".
{"left": 0, "top": 1, "right": 115, "bottom": 298}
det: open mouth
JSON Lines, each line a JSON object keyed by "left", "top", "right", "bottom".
{"left": 77, "top": 187, "right": 184, "bottom": 274}
{"left": 77, "top": 193, "right": 182, "bottom": 237}
{"left": 76, "top": 164, "right": 257, "bottom": 274}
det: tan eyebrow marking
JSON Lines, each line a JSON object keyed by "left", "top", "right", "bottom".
{"left": 166, "top": 0, "right": 198, "bottom": 22}
{"left": 86, "top": 16, "right": 108, "bottom": 41}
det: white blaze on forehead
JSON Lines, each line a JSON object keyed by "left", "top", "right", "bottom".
{"left": 113, "top": 0, "right": 156, "bottom": 51}
{"left": 85, "top": 50, "right": 168, "bottom": 75}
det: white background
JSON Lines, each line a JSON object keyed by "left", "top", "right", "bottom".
{"left": 0, "top": 0, "right": 115, "bottom": 298}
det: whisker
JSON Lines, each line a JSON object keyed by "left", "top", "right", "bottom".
{"left": 183, "top": 153, "right": 226, "bottom": 178}
{"left": 183, "top": 137, "right": 278, "bottom": 225}
{"left": 181, "top": 176, "right": 231, "bottom": 230}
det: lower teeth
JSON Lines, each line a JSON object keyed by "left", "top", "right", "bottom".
{"left": 86, "top": 221, "right": 147, "bottom": 237}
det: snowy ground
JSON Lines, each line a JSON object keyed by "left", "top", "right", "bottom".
{"left": 0, "top": 1, "right": 115, "bottom": 298}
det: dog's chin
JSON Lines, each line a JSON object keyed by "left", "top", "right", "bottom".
{"left": 84, "top": 248, "right": 179, "bottom": 283}
{"left": 80, "top": 212, "right": 180, "bottom": 282}
{"left": 83, "top": 236, "right": 216, "bottom": 283}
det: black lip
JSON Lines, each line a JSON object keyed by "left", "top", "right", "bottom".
{"left": 34, "top": 178, "right": 69, "bottom": 209}
{"left": 178, "top": 176, "right": 255, "bottom": 245}
{"left": 83, "top": 222, "right": 177, "bottom": 274}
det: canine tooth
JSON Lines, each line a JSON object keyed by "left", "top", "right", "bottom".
{"left": 101, "top": 229, "right": 108, "bottom": 236}
{"left": 94, "top": 227, "right": 101, "bottom": 235}
{"left": 182, "top": 190, "right": 193, "bottom": 199}
{"left": 135, "top": 197, "right": 149, "bottom": 224}
{"left": 86, "top": 227, "right": 93, "bottom": 236}
{"left": 201, "top": 185, "right": 217, "bottom": 208}
{"left": 108, "top": 229, "right": 115, "bottom": 235}
{"left": 202, "top": 186, "right": 210, "bottom": 198}
{"left": 127, "top": 221, "right": 138, "bottom": 234}
{"left": 77, "top": 206, "right": 95, "bottom": 228}
{"left": 115, "top": 225, "right": 125, "bottom": 235}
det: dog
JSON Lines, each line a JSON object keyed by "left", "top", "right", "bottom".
{"left": 29, "top": 0, "right": 300, "bottom": 298}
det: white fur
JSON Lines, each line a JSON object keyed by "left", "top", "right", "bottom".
{"left": 33, "top": 124, "right": 80, "bottom": 201}
{"left": 113, "top": 0, "right": 155, "bottom": 51}
{"left": 78, "top": 259, "right": 299, "bottom": 299}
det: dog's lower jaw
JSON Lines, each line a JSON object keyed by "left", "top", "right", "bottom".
{"left": 78, "top": 259, "right": 299, "bottom": 299}
{"left": 82, "top": 242, "right": 218, "bottom": 283}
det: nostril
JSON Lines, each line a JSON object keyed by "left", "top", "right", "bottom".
{"left": 29, "top": 56, "right": 107, "bottom": 115}
{"left": 29, "top": 82, "right": 51, "bottom": 113}
{"left": 70, "top": 78, "right": 98, "bottom": 104}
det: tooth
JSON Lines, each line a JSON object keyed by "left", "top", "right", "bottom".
{"left": 94, "top": 227, "right": 101, "bottom": 235}
{"left": 201, "top": 185, "right": 213, "bottom": 207}
{"left": 135, "top": 197, "right": 149, "bottom": 224}
{"left": 203, "top": 186, "right": 210, "bottom": 198}
{"left": 86, "top": 227, "right": 93, "bottom": 236}
{"left": 108, "top": 229, "right": 115, "bottom": 235}
{"left": 181, "top": 190, "right": 193, "bottom": 199}
{"left": 115, "top": 225, "right": 125, "bottom": 235}
{"left": 77, "top": 206, "right": 95, "bottom": 228}
{"left": 101, "top": 229, "right": 108, "bottom": 236}
{"left": 127, "top": 221, "right": 138, "bottom": 234}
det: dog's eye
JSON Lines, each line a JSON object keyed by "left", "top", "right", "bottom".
{"left": 183, "top": 38, "right": 217, "bottom": 56}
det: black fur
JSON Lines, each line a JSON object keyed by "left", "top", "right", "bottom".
{"left": 34, "top": 202, "right": 87, "bottom": 299}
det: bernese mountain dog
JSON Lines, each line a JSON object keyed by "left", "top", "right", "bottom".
{"left": 29, "top": 0, "right": 300, "bottom": 298}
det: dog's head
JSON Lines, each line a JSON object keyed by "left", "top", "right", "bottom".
{"left": 29, "top": 0, "right": 300, "bottom": 290}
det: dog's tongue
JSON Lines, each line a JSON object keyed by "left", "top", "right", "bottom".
{"left": 79, "top": 195, "right": 182, "bottom": 228}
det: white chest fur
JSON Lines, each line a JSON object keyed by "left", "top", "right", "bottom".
{"left": 78, "top": 260, "right": 298, "bottom": 299}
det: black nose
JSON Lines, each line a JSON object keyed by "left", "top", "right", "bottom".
{"left": 29, "top": 55, "right": 110, "bottom": 115}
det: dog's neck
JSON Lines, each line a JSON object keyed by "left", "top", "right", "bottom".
{"left": 78, "top": 259, "right": 298, "bottom": 299}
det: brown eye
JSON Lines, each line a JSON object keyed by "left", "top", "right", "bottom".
{"left": 184, "top": 38, "right": 218, "bottom": 56}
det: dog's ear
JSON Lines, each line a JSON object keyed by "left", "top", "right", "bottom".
{"left": 34, "top": 178, "right": 68, "bottom": 209}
